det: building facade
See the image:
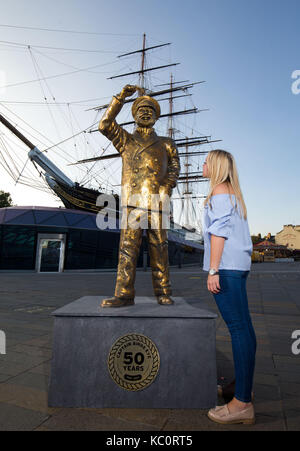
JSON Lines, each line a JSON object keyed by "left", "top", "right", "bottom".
{"left": 275, "top": 224, "right": 300, "bottom": 250}
{"left": 0, "top": 206, "right": 203, "bottom": 272}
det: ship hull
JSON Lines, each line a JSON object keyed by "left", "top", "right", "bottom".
{"left": 47, "top": 179, "right": 120, "bottom": 217}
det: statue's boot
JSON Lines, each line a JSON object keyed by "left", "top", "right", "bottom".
{"left": 157, "top": 295, "right": 174, "bottom": 305}
{"left": 101, "top": 296, "right": 135, "bottom": 308}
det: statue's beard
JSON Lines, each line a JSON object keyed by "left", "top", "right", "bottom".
{"left": 135, "top": 126, "right": 155, "bottom": 136}
{"left": 135, "top": 116, "right": 156, "bottom": 130}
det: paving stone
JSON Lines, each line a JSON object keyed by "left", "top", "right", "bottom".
{"left": 0, "top": 384, "right": 49, "bottom": 413}
{"left": 277, "top": 370, "right": 300, "bottom": 384}
{"left": 281, "top": 397, "right": 300, "bottom": 410}
{"left": 2, "top": 325, "right": 50, "bottom": 337}
{"left": 164, "top": 409, "right": 286, "bottom": 431}
{"left": 0, "top": 374, "right": 12, "bottom": 383}
{"left": 23, "top": 335, "right": 53, "bottom": 349}
{"left": 0, "top": 402, "right": 49, "bottom": 431}
{"left": 252, "top": 384, "right": 281, "bottom": 401}
{"left": 254, "top": 373, "right": 278, "bottom": 387}
{"left": 81, "top": 408, "right": 170, "bottom": 429}
{"left": 39, "top": 408, "right": 160, "bottom": 431}
{"left": 0, "top": 350, "right": 50, "bottom": 366}
{"left": 284, "top": 409, "right": 300, "bottom": 431}
{"left": 7, "top": 372, "right": 49, "bottom": 392}
{"left": 253, "top": 399, "right": 284, "bottom": 417}
{"left": 216, "top": 358, "right": 235, "bottom": 370}
{"left": 272, "top": 355, "right": 300, "bottom": 373}
{"left": 0, "top": 361, "right": 44, "bottom": 377}
{"left": 0, "top": 331, "right": 34, "bottom": 343}
{"left": 279, "top": 383, "right": 300, "bottom": 399}
{"left": 28, "top": 362, "right": 52, "bottom": 376}
{"left": 268, "top": 340, "right": 294, "bottom": 355}
{"left": 10, "top": 344, "right": 52, "bottom": 359}
{"left": 0, "top": 264, "right": 299, "bottom": 430}
{"left": 253, "top": 359, "right": 276, "bottom": 374}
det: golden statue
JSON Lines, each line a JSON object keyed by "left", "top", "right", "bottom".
{"left": 98, "top": 85, "right": 180, "bottom": 307}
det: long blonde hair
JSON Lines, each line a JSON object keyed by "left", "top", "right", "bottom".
{"left": 204, "top": 150, "right": 248, "bottom": 220}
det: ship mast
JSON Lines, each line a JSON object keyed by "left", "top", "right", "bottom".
{"left": 160, "top": 74, "right": 220, "bottom": 231}
{"left": 140, "top": 33, "right": 146, "bottom": 89}
{"left": 168, "top": 74, "right": 174, "bottom": 138}
{"left": 83, "top": 34, "right": 223, "bottom": 232}
{"left": 76, "top": 35, "right": 222, "bottom": 167}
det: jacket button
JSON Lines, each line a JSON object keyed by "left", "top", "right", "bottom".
{"left": 132, "top": 182, "right": 137, "bottom": 187}
{"left": 134, "top": 168, "right": 138, "bottom": 173}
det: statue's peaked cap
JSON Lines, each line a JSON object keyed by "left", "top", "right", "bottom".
{"left": 132, "top": 96, "right": 161, "bottom": 119}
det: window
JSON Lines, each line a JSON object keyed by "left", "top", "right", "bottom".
{"left": 1, "top": 225, "right": 36, "bottom": 270}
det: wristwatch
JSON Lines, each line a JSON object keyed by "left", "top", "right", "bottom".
{"left": 209, "top": 268, "right": 219, "bottom": 276}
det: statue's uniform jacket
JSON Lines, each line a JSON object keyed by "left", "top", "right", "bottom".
{"left": 99, "top": 96, "right": 181, "bottom": 211}
{"left": 99, "top": 95, "right": 180, "bottom": 299}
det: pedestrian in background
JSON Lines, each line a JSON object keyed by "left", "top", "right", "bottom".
{"left": 202, "top": 149, "right": 256, "bottom": 425}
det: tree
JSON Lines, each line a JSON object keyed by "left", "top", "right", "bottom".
{"left": 0, "top": 190, "right": 13, "bottom": 208}
{"left": 251, "top": 235, "right": 262, "bottom": 244}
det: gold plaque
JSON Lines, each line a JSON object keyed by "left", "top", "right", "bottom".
{"left": 108, "top": 333, "right": 160, "bottom": 391}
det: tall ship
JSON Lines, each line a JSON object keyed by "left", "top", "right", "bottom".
{"left": 0, "top": 34, "right": 221, "bottom": 242}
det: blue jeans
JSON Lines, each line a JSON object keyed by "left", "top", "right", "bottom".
{"left": 213, "top": 269, "right": 256, "bottom": 403}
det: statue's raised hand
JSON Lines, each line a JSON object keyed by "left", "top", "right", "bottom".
{"left": 120, "top": 85, "right": 138, "bottom": 99}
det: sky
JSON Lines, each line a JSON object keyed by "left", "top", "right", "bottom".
{"left": 0, "top": 0, "right": 299, "bottom": 237}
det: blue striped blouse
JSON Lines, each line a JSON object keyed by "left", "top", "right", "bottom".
{"left": 202, "top": 193, "right": 253, "bottom": 271}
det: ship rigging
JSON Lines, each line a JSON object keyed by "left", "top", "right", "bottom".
{"left": 0, "top": 33, "right": 221, "bottom": 236}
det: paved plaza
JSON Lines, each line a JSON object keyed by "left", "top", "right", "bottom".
{"left": 0, "top": 262, "right": 299, "bottom": 431}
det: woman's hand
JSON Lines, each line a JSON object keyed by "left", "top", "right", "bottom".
{"left": 207, "top": 274, "right": 221, "bottom": 294}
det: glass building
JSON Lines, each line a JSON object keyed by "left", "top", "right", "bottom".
{"left": 0, "top": 207, "right": 203, "bottom": 272}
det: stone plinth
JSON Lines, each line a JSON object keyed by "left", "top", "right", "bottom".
{"left": 48, "top": 296, "right": 218, "bottom": 409}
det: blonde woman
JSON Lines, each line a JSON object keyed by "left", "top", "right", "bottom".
{"left": 202, "top": 150, "right": 256, "bottom": 425}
